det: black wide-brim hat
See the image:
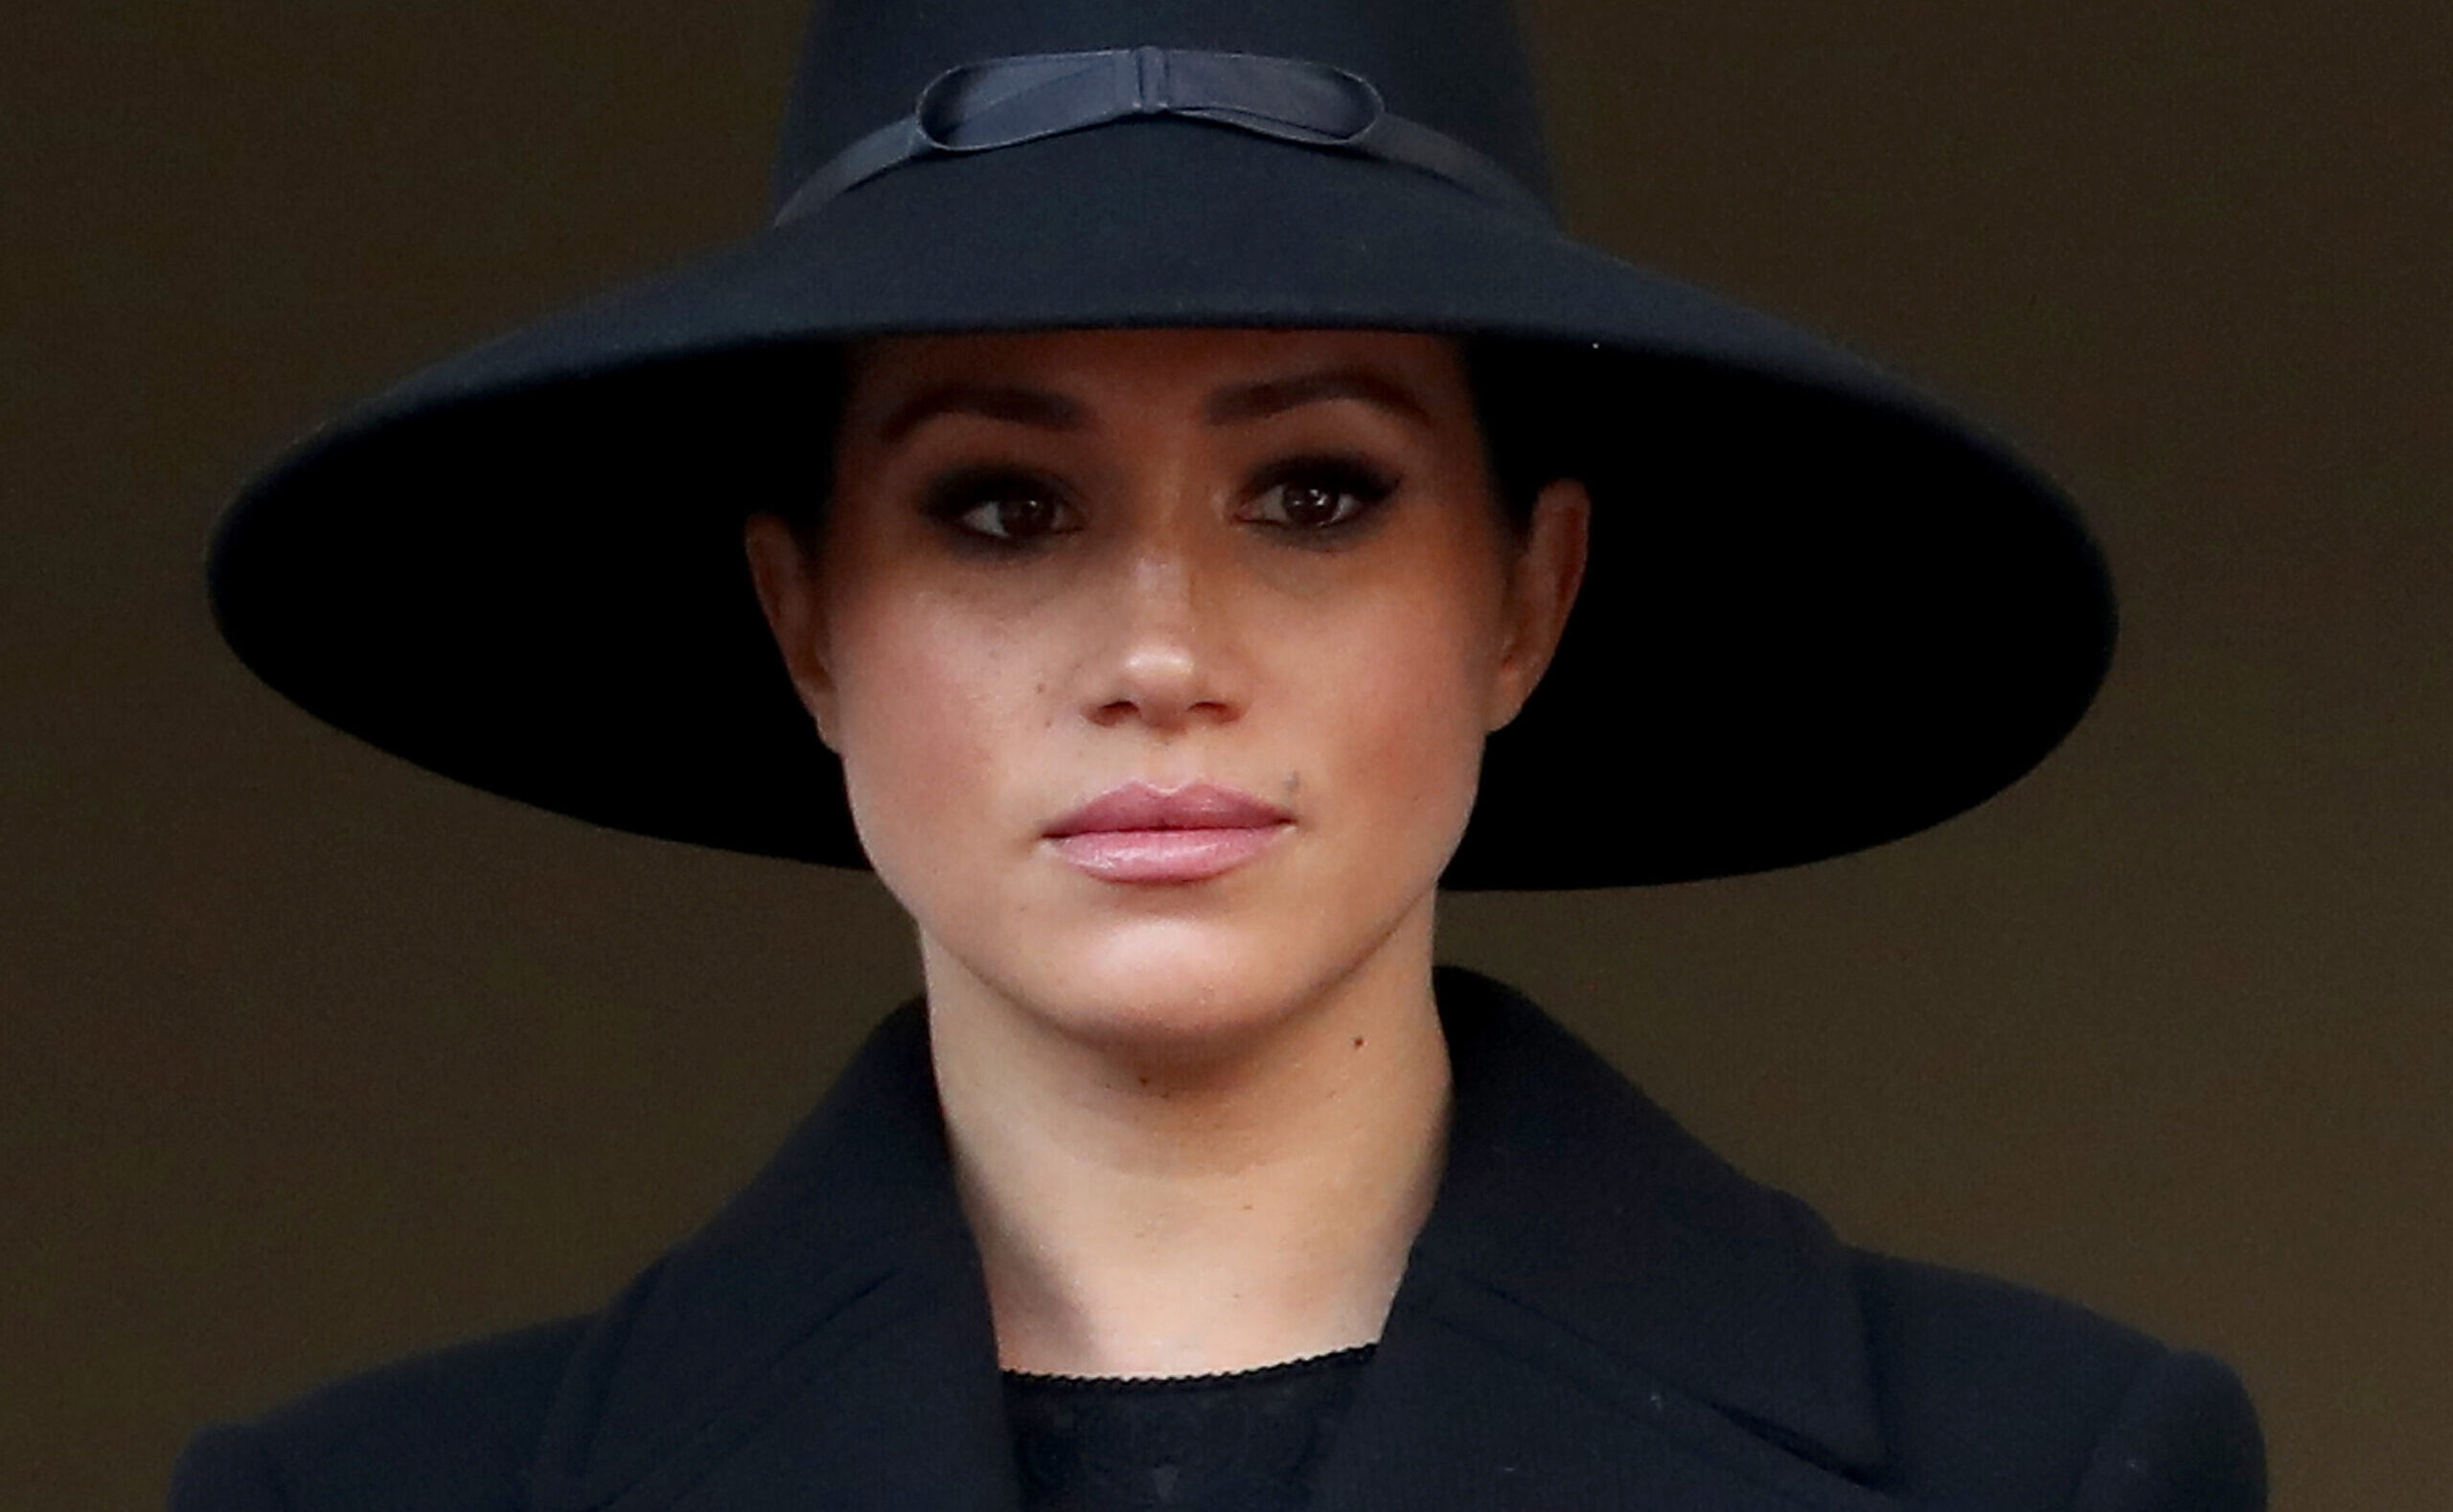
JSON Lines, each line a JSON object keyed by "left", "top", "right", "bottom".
{"left": 209, "top": 0, "right": 2113, "bottom": 890}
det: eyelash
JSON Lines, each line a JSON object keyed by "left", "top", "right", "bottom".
{"left": 922, "top": 466, "right": 1081, "bottom": 545}
{"left": 1240, "top": 456, "right": 1401, "bottom": 538}
{"left": 920, "top": 456, "right": 1402, "bottom": 548}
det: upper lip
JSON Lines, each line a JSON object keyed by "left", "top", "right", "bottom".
{"left": 1043, "top": 782, "right": 1292, "bottom": 837}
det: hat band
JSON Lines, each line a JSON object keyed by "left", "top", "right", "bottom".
{"left": 773, "top": 46, "right": 1555, "bottom": 227}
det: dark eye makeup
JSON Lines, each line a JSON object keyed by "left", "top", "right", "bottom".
{"left": 916, "top": 453, "right": 1402, "bottom": 550}
{"left": 921, "top": 465, "right": 1079, "bottom": 545}
{"left": 1240, "top": 454, "right": 1402, "bottom": 539}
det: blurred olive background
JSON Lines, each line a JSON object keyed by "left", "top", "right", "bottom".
{"left": 5, "top": 3, "right": 2445, "bottom": 1507}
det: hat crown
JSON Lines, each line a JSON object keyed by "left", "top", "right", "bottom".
{"left": 771, "top": 0, "right": 1555, "bottom": 213}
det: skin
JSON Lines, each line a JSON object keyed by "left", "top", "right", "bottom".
{"left": 745, "top": 328, "right": 1588, "bottom": 1376}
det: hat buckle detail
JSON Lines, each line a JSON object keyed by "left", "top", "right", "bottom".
{"left": 775, "top": 47, "right": 1552, "bottom": 226}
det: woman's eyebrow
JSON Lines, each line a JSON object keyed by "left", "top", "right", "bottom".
{"left": 1204, "top": 368, "right": 1432, "bottom": 427}
{"left": 876, "top": 382, "right": 1084, "bottom": 445}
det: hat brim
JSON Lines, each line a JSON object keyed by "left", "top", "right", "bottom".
{"left": 210, "top": 121, "right": 2112, "bottom": 888}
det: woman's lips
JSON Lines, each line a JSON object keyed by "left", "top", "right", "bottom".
{"left": 1043, "top": 782, "right": 1293, "bottom": 883}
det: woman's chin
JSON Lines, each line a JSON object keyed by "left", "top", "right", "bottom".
{"left": 934, "top": 910, "right": 1404, "bottom": 1066}
{"left": 1054, "top": 931, "right": 1320, "bottom": 1043}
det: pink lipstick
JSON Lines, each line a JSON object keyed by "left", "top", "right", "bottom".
{"left": 1043, "top": 782, "right": 1292, "bottom": 883}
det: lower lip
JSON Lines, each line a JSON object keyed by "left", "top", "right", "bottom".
{"left": 1048, "top": 826, "right": 1286, "bottom": 883}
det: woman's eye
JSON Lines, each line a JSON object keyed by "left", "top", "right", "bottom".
{"left": 1243, "top": 460, "right": 1398, "bottom": 533}
{"left": 925, "top": 470, "right": 1077, "bottom": 543}
{"left": 953, "top": 494, "right": 1066, "bottom": 540}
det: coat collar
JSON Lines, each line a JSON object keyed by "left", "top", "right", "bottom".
{"left": 527, "top": 968, "right": 1885, "bottom": 1512}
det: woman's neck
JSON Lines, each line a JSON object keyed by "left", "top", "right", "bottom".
{"left": 922, "top": 911, "right": 1452, "bottom": 1379}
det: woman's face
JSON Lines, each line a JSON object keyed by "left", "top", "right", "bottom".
{"left": 747, "top": 329, "right": 1585, "bottom": 1053}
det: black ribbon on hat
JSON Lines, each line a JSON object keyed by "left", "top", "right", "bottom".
{"left": 774, "top": 46, "right": 1554, "bottom": 226}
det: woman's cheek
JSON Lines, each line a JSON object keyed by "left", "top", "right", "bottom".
{"left": 1313, "top": 607, "right": 1493, "bottom": 858}
{"left": 833, "top": 601, "right": 1017, "bottom": 882}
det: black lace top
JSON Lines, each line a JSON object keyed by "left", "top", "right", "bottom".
{"left": 1003, "top": 1345, "right": 1376, "bottom": 1512}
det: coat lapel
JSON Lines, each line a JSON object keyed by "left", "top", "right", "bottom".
{"left": 524, "top": 1003, "right": 1020, "bottom": 1512}
{"left": 525, "top": 969, "right": 1891, "bottom": 1511}
{"left": 1310, "top": 968, "right": 1892, "bottom": 1510}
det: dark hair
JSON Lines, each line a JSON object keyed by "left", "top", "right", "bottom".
{"left": 1461, "top": 337, "right": 1576, "bottom": 539}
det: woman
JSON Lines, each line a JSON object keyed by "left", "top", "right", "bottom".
{"left": 178, "top": 1, "right": 2263, "bottom": 1508}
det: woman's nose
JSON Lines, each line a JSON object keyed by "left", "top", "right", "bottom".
{"left": 1085, "top": 536, "right": 1243, "bottom": 732}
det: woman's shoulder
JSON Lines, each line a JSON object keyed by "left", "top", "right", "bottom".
{"left": 169, "top": 1317, "right": 589, "bottom": 1512}
{"left": 1840, "top": 1249, "right": 2264, "bottom": 1506}
{"left": 167, "top": 1266, "right": 2262, "bottom": 1512}
{"left": 168, "top": 978, "right": 2265, "bottom": 1510}
{"left": 1424, "top": 968, "right": 2266, "bottom": 1505}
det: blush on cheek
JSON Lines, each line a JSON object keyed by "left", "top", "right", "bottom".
{"left": 1331, "top": 639, "right": 1492, "bottom": 860}
{"left": 829, "top": 613, "right": 1012, "bottom": 894}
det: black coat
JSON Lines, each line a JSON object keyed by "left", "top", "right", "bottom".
{"left": 171, "top": 969, "right": 2263, "bottom": 1510}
